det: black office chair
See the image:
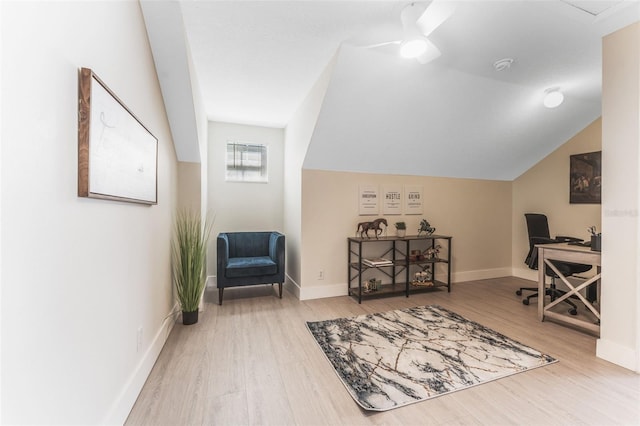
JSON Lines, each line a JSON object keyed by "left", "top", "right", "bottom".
{"left": 516, "top": 213, "right": 592, "bottom": 315}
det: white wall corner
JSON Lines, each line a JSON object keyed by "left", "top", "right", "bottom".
{"left": 285, "top": 274, "right": 301, "bottom": 300}
{"left": 596, "top": 338, "right": 639, "bottom": 372}
{"left": 102, "top": 302, "right": 180, "bottom": 425}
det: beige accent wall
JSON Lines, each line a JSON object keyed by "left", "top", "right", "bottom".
{"left": 299, "top": 170, "right": 512, "bottom": 299}
{"left": 512, "top": 118, "right": 602, "bottom": 280}
{"left": 598, "top": 22, "right": 640, "bottom": 371}
{"left": 177, "top": 162, "right": 202, "bottom": 212}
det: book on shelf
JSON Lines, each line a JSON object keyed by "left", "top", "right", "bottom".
{"left": 362, "top": 257, "right": 394, "bottom": 267}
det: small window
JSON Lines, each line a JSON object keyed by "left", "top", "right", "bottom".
{"left": 225, "top": 141, "right": 268, "bottom": 183}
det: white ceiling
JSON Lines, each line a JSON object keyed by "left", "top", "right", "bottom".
{"left": 144, "top": 0, "right": 640, "bottom": 178}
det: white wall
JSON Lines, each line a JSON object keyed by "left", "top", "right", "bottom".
{"left": 1, "top": 1, "right": 178, "bottom": 424}
{"left": 283, "top": 56, "right": 335, "bottom": 295}
{"left": 598, "top": 22, "right": 640, "bottom": 371}
{"left": 207, "top": 122, "right": 284, "bottom": 279}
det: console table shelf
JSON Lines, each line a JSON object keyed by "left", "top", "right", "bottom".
{"left": 347, "top": 234, "right": 452, "bottom": 304}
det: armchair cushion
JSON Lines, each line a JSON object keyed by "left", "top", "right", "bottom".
{"left": 226, "top": 256, "right": 277, "bottom": 278}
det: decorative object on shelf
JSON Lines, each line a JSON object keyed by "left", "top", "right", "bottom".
{"left": 356, "top": 217, "right": 388, "bottom": 239}
{"left": 172, "top": 209, "right": 213, "bottom": 325}
{"left": 418, "top": 219, "right": 436, "bottom": 236}
{"left": 412, "top": 269, "right": 433, "bottom": 287}
{"left": 423, "top": 244, "right": 441, "bottom": 259}
{"left": 365, "top": 278, "right": 381, "bottom": 292}
{"left": 409, "top": 249, "right": 423, "bottom": 261}
{"left": 395, "top": 221, "right": 406, "bottom": 238}
{"left": 362, "top": 257, "right": 393, "bottom": 267}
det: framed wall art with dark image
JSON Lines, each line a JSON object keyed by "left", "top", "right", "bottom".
{"left": 570, "top": 151, "right": 601, "bottom": 204}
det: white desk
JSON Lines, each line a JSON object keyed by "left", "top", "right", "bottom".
{"left": 536, "top": 243, "right": 601, "bottom": 335}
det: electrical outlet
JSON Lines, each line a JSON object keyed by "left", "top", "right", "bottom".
{"left": 318, "top": 270, "right": 324, "bottom": 280}
{"left": 136, "top": 327, "right": 143, "bottom": 353}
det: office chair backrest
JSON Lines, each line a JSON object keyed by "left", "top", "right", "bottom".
{"left": 525, "top": 213, "right": 550, "bottom": 240}
{"left": 524, "top": 213, "right": 552, "bottom": 268}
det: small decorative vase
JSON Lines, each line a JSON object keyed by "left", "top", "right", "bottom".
{"left": 182, "top": 310, "right": 198, "bottom": 325}
{"left": 397, "top": 229, "right": 406, "bottom": 238}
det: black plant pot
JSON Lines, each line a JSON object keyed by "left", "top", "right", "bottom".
{"left": 182, "top": 310, "right": 198, "bottom": 325}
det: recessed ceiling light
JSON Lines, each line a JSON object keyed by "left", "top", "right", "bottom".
{"left": 493, "top": 58, "right": 514, "bottom": 71}
{"left": 544, "top": 88, "right": 564, "bottom": 108}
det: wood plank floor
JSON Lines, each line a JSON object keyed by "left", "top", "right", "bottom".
{"left": 126, "top": 277, "right": 640, "bottom": 425}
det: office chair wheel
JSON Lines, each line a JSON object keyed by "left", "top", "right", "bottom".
{"left": 522, "top": 299, "right": 529, "bottom": 305}
{"left": 516, "top": 290, "right": 522, "bottom": 296}
{"left": 569, "top": 308, "right": 577, "bottom": 316}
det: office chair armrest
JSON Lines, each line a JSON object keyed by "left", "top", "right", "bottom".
{"left": 555, "top": 235, "right": 583, "bottom": 243}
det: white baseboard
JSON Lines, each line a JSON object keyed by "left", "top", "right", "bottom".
{"left": 206, "top": 275, "right": 216, "bottom": 288}
{"left": 285, "top": 274, "right": 301, "bottom": 299}
{"left": 596, "top": 338, "right": 639, "bottom": 372}
{"left": 102, "top": 302, "right": 180, "bottom": 425}
{"left": 290, "top": 268, "right": 513, "bottom": 301}
{"left": 299, "top": 282, "right": 347, "bottom": 300}
{"left": 512, "top": 267, "right": 537, "bottom": 281}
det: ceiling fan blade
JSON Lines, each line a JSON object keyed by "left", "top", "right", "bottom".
{"left": 416, "top": 0, "right": 455, "bottom": 36}
{"left": 361, "top": 40, "right": 401, "bottom": 49}
{"left": 416, "top": 39, "right": 442, "bottom": 64}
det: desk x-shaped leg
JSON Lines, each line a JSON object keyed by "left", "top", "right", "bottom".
{"left": 543, "top": 259, "right": 601, "bottom": 326}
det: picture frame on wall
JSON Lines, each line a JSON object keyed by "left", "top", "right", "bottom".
{"left": 78, "top": 67, "right": 158, "bottom": 205}
{"left": 569, "top": 151, "right": 601, "bottom": 204}
{"left": 404, "top": 185, "right": 423, "bottom": 214}
{"left": 382, "top": 185, "right": 403, "bottom": 214}
{"left": 358, "top": 185, "right": 379, "bottom": 215}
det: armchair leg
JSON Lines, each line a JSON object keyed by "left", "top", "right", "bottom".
{"left": 218, "top": 288, "right": 224, "bottom": 305}
{"left": 278, "top": 283, "right": 283, "bottom": 299}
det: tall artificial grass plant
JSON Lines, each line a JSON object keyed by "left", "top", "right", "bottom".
{"left": 171, "top": 210, "right": 213, "bottom": 325}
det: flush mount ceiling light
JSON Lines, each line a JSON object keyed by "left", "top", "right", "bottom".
{"left": 543, "top": 88, "right": 564, "bottom": 108}
{"left": 400, "top": 38, "right": 429, "bottom": 58}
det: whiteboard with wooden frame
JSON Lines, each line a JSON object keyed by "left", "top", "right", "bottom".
{"left": 78, "top": 67, "right": 158, "bottom": 205}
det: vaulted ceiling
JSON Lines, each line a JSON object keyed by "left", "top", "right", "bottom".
{"left": 142, "top": 0, "right": 639, "bottom": 180}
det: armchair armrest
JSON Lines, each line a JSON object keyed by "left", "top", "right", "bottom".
{"left": 269, "top": 232, "right": 285, "bottom": 270}
{"left": 217, "top": 233, "right": 230, "bottom": 270}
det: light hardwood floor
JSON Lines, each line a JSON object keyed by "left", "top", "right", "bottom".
{"left": 126, "top": 277, "right": 640, "bottom": 425}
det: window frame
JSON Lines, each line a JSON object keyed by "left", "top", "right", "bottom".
{"left": 224, "top": 141, "right": 269, "bottom": 183}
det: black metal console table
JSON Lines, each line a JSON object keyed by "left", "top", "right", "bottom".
{"left": 347, "top": 234, "right": 452, "bottom": 303}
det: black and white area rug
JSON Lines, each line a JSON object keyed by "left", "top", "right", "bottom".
{"left": 306, "top": 305, "right": 556, "bottom": 411}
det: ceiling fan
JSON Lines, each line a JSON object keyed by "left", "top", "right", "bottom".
{"left": 364, "top": 1, "right": 455, "bottom": 64}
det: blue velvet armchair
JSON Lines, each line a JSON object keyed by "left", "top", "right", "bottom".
{"left": 216, "top": 231, "right": 285, "bottom": 305}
